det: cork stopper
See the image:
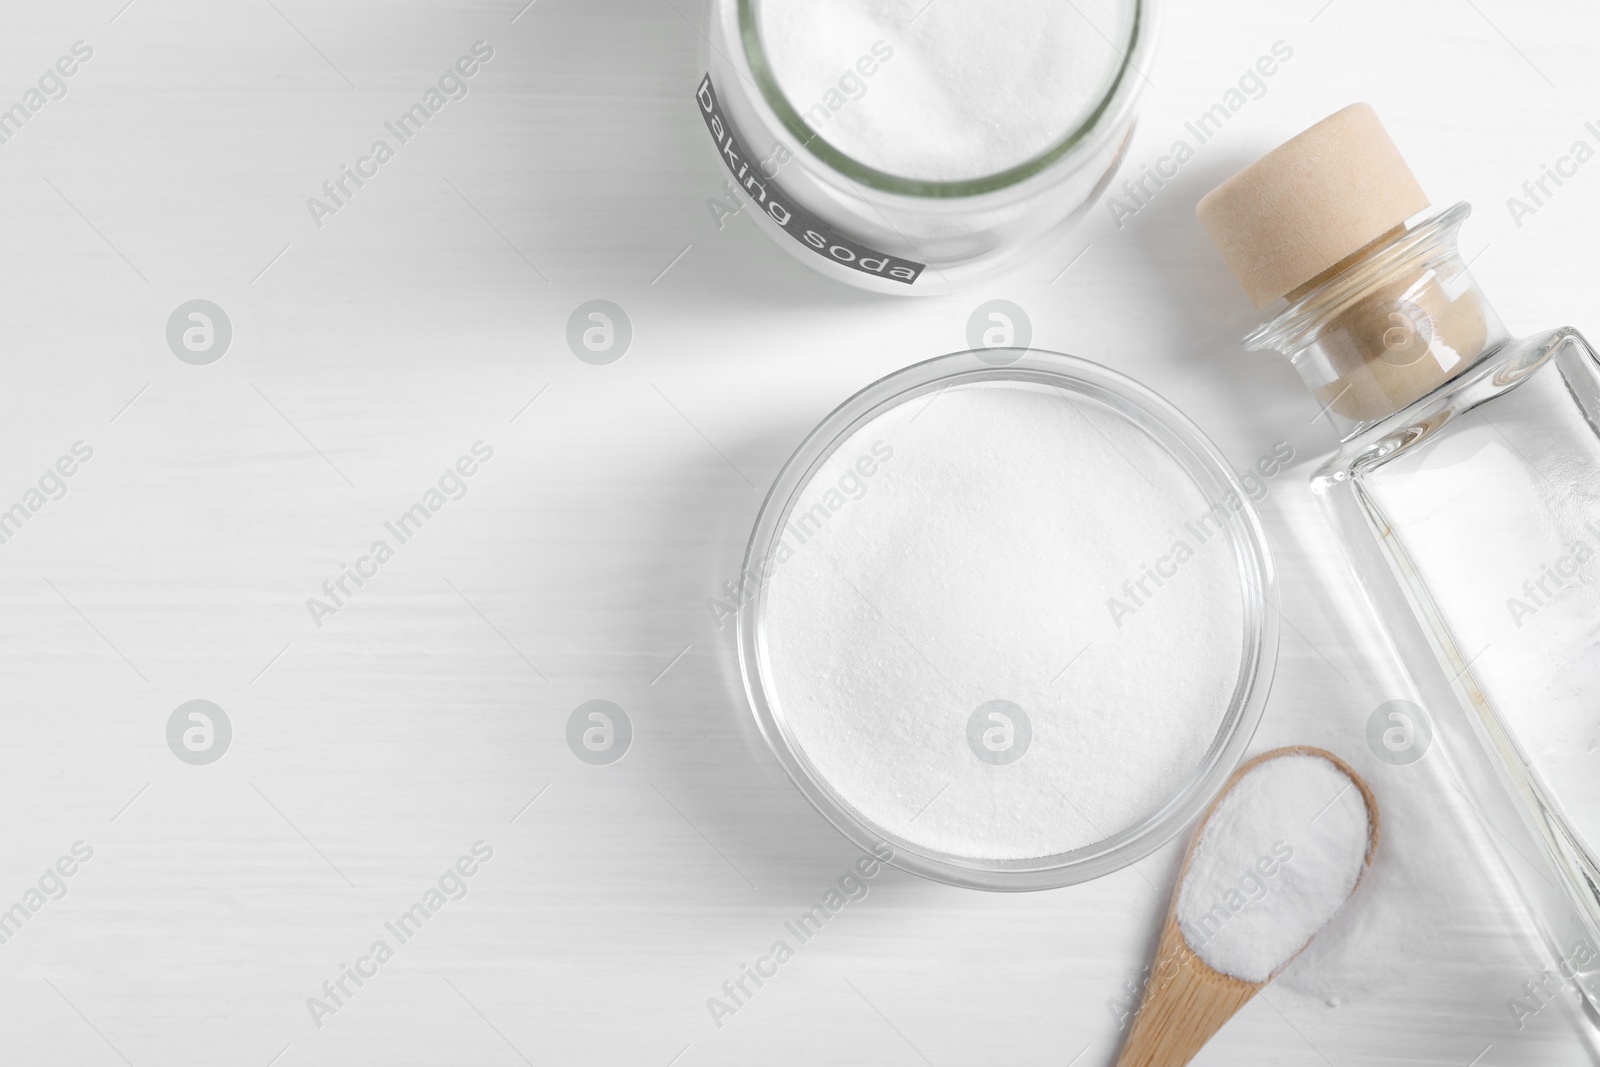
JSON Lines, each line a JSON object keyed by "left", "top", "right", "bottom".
{"left": 1197, "top": 104, "right": 1430, "bottom": 308}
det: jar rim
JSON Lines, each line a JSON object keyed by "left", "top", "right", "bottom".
{"left": 736, "top": 0, "right": 1150, "bottom": 198}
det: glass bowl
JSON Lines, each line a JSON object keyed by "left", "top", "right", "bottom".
{"left": 737, "top": 349, "right": 1278, "bottom": 890}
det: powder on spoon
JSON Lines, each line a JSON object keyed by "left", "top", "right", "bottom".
{"left": 1177, "top": 753, "right": 1372, "bottom": 983}
{"left": 761, "top": 380, "right": 1251, "bottom": 862}
{"left": 753, "top": 0, "right": 1132, "bottom": 183}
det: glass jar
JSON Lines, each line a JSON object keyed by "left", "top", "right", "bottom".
{"left": 698, "top": 0, "right": 1155, "bottom": 295}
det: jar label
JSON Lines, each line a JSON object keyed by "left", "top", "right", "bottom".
{"left": 695, "top": 74, "right": 926, "bottom": 286}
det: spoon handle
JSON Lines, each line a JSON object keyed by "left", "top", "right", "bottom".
{"left": 1113, "top": 913, "right": 1263, "bottom": 1067}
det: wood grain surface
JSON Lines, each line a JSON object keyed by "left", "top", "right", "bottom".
{"left": 0, "top": 0, "right": 1596, "bottom": 1064}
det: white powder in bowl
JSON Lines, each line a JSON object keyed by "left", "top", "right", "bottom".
{"left": 1176, "top": 753, "right": 1372, "bottom": 983}
{"left": 760, "top": 381, "right": 1251, "bottom": 862}
{"left": 754, "top": 0, "right": 1132, "bottom": 183}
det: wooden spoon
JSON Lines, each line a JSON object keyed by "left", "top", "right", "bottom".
{"left": 1113, "top": 746, "right": 1380, "bottom": 1067}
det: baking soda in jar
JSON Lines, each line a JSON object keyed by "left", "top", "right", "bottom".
{"left": 698, "top": 0, "right": 1155, "bottom": 294}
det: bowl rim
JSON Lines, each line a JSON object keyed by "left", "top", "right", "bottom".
{"left": 736, "top": 348, "right": 1279, "bottom": 891}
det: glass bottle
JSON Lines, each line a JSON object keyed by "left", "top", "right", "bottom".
{"left": 1201, "top": 105, "right": 1600, "bottom": 1009}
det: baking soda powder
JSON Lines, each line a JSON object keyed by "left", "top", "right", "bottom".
{"left": 756, "top": 0, "right": 1130, "bottom": 182}
{"left": 762, "top": 381, "right": 1251, "bottom": 861}
{"left": 1177, "top": 753, "right": 1371, "bottom": 982}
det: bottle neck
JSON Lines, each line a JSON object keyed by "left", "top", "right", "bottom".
{"left": 1245, "top": 202, "right": 1508, "bottom": 439}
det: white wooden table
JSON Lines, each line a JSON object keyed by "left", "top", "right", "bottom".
{"left": 0, "top": 0, "right": 1597, "bottom": 1063}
